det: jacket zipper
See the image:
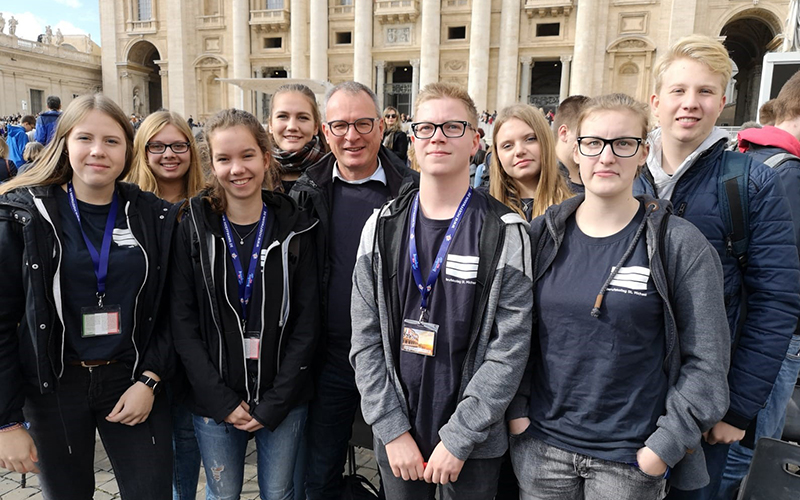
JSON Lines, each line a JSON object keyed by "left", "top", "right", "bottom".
{"left": 254, "top": 240, "right": 281, "bottom": 405}
{"left": 124, "top": 201, "right": 149, "bottom": 381}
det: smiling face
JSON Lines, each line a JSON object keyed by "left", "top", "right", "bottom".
{"left": 269, "top": 91, "right": 318, "bottom": 152}
{"left": 411, "top": 97, "right": 479, "bottom": 178}
{"left": 651, "top": 57, "right": 726, "bottom": 157}
{"left": 146, "top": 124, "right": 192, "bottom": 184}
{"left": 574, "top": 109, "right": 648, "bottom": 202}
{"left": 323, "top": 90, "right": 383, "bottom": 179}
{"left": 67, "top": 109, "right": 127, "bottom": 197}
{"left": 495, "top": 117, "right": 542, "bottom": 191}
{"left": 208, "top": 125, "right": 270, "bottom": 206}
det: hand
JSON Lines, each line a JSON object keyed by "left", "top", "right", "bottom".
{"left": 423, "top": 441, "right": 465, "bottom": 485}
{"left": 384, "top": 432, "right": 425, "bottom": 481}
{"left": 234, "top": 417, "right": 264, "bottom": 432}
{"left": 224, "top": 401, "right": 253, "bottom": 427}
{"left": 636, "top": 446, "right": 668, "bottom": 477}
{"left": 509, "top": 417, "right": 530, "bottom": 436}
{"left": 0, "top": 428, "right": 40, "bottom": 474}
{"left": 106, "top": 381, "right": 155, "bottom": 426}
{"left": 703, "top": 421, "right": 746, "bottom": 445}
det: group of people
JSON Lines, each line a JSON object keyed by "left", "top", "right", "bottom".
{"left": 0, "top": 33, "right": 799, "bottom": 500}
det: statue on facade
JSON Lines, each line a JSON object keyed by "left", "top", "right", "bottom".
{"left": 55, "top": 28, "right": 63, "bottom": 46}
{"left": 44, "top": 25, "right": 53, "bottom": 44}
{"left": 8, "top": 16, "right": 17, "bottom": 37}
{"left": 132, "top": 88, "right": 142, "bottom": 116}
{"left": 0, "top": 13, "right": 6, "bottom": 34}
{"left": 785, "top": 0, "right": 800, "bottom": 52}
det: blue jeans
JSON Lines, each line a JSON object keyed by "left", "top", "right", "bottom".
{"left": 194, "top": 404, "right": 308, "bottom": 500}
{"left": 716, "top": 334, "right": 800, "bottom": 500}
{"left": 304, "top": 362, "right": 361, "bottom": 500}
{"left": 510, "top": 434, "right": 667, "bottom": 500}
{"left": 169, "top": 385, "right": 201, "bottom": 500}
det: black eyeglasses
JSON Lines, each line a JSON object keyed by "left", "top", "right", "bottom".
{"left": 410, "top": 121, "right": 472, "bottom": 139}
{"left": 326, "top": 118, "right": 378, "bottom": 137}
{"left": 384, "top": 113, "right": 397, "bottom": 119}
{"left": 146, "top": 142, "right": 191, "bottom": 154}
{"left": 577, "top": 136, "right": 643, "bottom": 158}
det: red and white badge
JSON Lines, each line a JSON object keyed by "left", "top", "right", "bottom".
{"left": 81, "top": 305, "right": 122, "bottom": 337}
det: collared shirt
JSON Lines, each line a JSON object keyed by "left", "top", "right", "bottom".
{"left": 332, "top": 159, "right": 387, "bottom": 185}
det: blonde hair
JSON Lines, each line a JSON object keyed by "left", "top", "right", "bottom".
{"left": 413, "top": 82, "right": 479, "bottom": 128}
{"left": 127, "top": 110, "right": 204, "bottom": 200}
{"left": 383, "top": 106, "right": 403, "bottom": 134}
{"left": 489, "top": 104, "right": 572, "bottom": 219}
{"left": 23, "top": 141, "right": 44, "bottom": 163}
{"left": 1, "top": 94, "right": 134, "bottom": 195}
{"left": 653, "top": 34, "right": 732, "bottom": 93}
{"left": 203, "top": 108, "right": 277, "bottom": 214}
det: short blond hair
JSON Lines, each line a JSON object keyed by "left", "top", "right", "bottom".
{"left": 413, "top": 82, "right": 479, "bottom": 128}
{"left": 653, "top": 35, "right": 732, "bottom": 93}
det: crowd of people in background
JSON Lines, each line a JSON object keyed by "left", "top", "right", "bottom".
{"left": 1, "top": 33, "right": 800, "bottom": 500}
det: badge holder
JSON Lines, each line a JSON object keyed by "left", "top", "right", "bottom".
{"left": 401, "top": 309, "right": 439, "bottom": 357}
{"left": 243, "top": 335, "right": 260, "bottom": 360}
{"left": 81, "top": 294, "right": 122, "bottom": 338}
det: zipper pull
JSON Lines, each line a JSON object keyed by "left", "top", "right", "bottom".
{"left": 676, "top": 202, "right": 687, "bottom": 217}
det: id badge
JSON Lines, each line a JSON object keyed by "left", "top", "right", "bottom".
{"left": 80, "top": 304, "right": 122, "bottom": 337}
{"left": 243, "top": 337, "right": 260, "bottom": 360}
{"left": 401, "top": 319, "right": 439, "bottom": 357}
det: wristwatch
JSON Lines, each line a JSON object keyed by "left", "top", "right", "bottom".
{"left": 138, "top": 374, "right": 161, "bottom": 395}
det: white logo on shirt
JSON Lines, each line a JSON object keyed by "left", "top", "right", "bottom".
{"left": 608, "top": 266, "right": 650, "bottom": 294}
{"left": 112, "top": 228, "right": 139, "bottom": 247}
{"left": 445, "top": 254, "right": 479, "bottom": 281}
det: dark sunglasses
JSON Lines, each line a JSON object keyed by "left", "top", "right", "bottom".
{"left": 384, "top": 113, "right": 397, "bottom": 119}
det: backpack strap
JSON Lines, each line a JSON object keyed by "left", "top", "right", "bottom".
{"left": 763, "top": 152, "right": 800, "bottom": 169}
{"left": 718, "top": 151, "right": 751, "bottom": 269}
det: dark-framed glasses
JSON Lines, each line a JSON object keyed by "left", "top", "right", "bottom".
{"left": 146, "top": 142, "right": 191, "bottom": 154}
{"left": 326, "top": 118, "right": 378, "bottom": 137}
{"left": 577, "top": 136, "right": 643, "bottom": 158}
{"left": 410, "top": 121, "right": 472, "bottom": 139}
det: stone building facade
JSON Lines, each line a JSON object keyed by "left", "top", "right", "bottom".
{"left": 0, "top": 32, "right": 102, "bottom": 117}
{"left": 100, "top": 0, "right": 793, "bottom": 124}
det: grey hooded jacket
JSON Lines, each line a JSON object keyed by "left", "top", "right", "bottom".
{"left": 350, "top": 188, "right": 533, "bottom": 461}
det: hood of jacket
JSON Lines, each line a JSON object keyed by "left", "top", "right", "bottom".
{"left": 737, "top": 125, "right": 800, "bottom": 157}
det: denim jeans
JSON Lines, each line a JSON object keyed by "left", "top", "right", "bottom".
{"left": 716, "top": 334, "right": 800, "bottom": 500}
{"left": 168, "top": 383, "right": 201, "bottom": 500}
{"left": 374, "top": 437, "right": 502, "bottom": 500}
{"left": 510, "top": 434, "right": 667, "bottom": 500}
{"left": 304, "top": 362, "right": 361, "bottom": 500}
{"left": 23, "top": 362, "right": 173, "bottom": 500}
{"left": 665, "top": 440, "right": 731, "bottom": 500}
{"left": 194, "top": 404, "right": 307, "bottom": 500}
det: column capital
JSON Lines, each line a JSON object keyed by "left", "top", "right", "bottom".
{"left": 410, "top": 58, "right": 420, "bottom": 69}
{"left": 560, "top": 54, "right": 573, "bottom": 63}
{"left": 519, "top": 56, "right": 532, "bottom": 66}
{"left": 376, "top": 60, "right": 386, "bottom": 71}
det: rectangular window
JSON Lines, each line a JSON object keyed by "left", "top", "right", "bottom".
{"left": 536, "top": 23, "right": 560, "bottom": 37}
{"left": 137, "top": 0, "right": 152, "bottom": 21}
{"left": 266, "top": 0, "right": 284, "bottom": 9}
{"left": 30, "top": 89, "right": 44, "bottom": 115}
{"left": 264, "top": 37, "right": 282, "bottom": 49}
{"left": 335, "top": 32, "right": 352, "bottom": 45}
{"left": 340, "top": 0, "right": 353, "bottom": 5}
{"left": 447, "top": 26, "right": 466, "bottom": 40}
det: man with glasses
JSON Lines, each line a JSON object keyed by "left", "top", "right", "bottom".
{"left": 290, "top": 81, "right": 418, "bottom": 500}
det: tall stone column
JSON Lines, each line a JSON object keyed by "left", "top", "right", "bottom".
{"left": 232, "top": 0, "right": 250, "bottom": 109}
{"left": 291, "top": 0, "right": 309, "bottom": 79}
{"left": 167, "top": 0, "right": 188, "bottom": 115}
{"left": 496, "top": 0, "right": 521, "bottom": 109}
{"left": 468, "top": 0, "right": 492, "bottom": 111}
{"left": 559, "top": 55, "right": 572, "bottom": 102}
{"left": 419, "top": 0, "right": 440, "bottom": 88}
{"left": 519, "top": 57, "right": 532, "bottom": 105}
{"left": 668, "top": 0, "right": 697, "bottom": 44}
{"left": 309, "top": 0, "right": 328, "bottom": 81}
{"left": 570, "top": 0, "right": 599, "bottom": 96}
{"left": 353, "top": 0, "right": 373, "bottom": 86}
{"left": 411, "top": 59, "right": 421, "bottom": 112}
{"left": 99, "top": 0, "right": 120, "bottom": 103}
{"left": 376, "top": 61, "right": 386, "bottom": 110}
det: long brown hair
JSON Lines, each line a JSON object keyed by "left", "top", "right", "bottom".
{"left": 489, "top": 104, "right": 572, "bottom": 219}
{"left": 0, "top": 94, "right": 134, "bottom": 195}
{"left": 203, "top": 108, "right": 277, "bottom": 214}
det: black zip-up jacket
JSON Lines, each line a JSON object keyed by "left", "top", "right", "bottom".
{"left": 170, "top": 190, "right": 320, "bottom": 430}
{"left": 0, "top": 182, "right": 179, "bottom": 426}
{"left": 289, "top": 146, "right": 419, "bottom": 358}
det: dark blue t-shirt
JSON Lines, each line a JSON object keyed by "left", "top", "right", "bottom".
{"left": 529, "top": 202, "right": 668, "bottom": 463}
{"left": 57, "top": 188, "right": 144, "bottom": 363}
{"left": 397, "top": 190, "right": 487, "bottom": 459}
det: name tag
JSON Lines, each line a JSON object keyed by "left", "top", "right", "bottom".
{"left": 81, "top": 305, "right": 122, "bottom": 337}
{"left": 244, "top": 337, "right": 260, "bottom": 360}
{"left": 401, "top": 319, "right": 439, "bottom": 357}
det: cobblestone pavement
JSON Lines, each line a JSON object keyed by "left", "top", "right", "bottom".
{"left": 0, "top": 435, "right": 379, "bottom": 499}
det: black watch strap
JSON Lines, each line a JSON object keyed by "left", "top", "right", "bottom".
{"left": 138, "top": 375, "right": 161, "bottom": 395}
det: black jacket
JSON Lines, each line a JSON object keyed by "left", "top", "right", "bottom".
{"left": 0, "top": 182, "right": 179, "bottom": 425}
{"left": 170, "top": 190, "right": 320, "bottom": 430}
{"left": 289, "top": 146, "right": 419, "bottom": 339}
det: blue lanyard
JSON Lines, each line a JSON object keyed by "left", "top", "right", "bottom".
{"left": 67, "top": 182, "right": 118, "bottom": 306}
{"left": 409, "top": 188, "right": 473, "bottom": 312}
{"left": 221, "top": 204, "right": 268, "bottom": 322}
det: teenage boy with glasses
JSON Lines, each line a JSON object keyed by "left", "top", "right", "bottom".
{"left": 290, "top": 81, "right": 418, "bottom": 500}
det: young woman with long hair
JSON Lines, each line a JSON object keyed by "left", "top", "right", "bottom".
{"left": 489, "top": 104, "right": 572, "bottom": 222}
{"left": 268, "top": 84, "right": 328, "bottom": 193}
{"left": 382, "top": 105, "right": 409, "bottom": 163}
{"left": 508, "top": 94, "right": 730, "bottom": 499}
{"left": 170, "top": 108, "right": 320, "bottom": 499}
{"left": 0, "top": 94, "right": 179, "bottom": 499}
{"left": 127, "top": 110, "right": 204, "bottom": 204}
